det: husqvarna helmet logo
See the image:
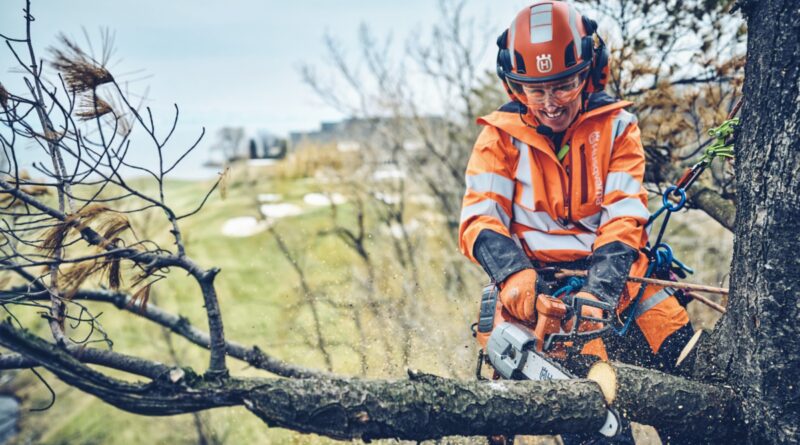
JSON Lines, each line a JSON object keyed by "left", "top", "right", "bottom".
{"left": 536, "top": 54, "right": 553, "bottom": 73}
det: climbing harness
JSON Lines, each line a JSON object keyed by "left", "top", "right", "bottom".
{"left": 618, "top": 110, "right": 741, "bottom": 333}
{"left": 551, "top": 103, "right": 742, "bottom": 335}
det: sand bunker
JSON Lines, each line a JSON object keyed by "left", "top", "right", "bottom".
{"left": 221, "top": 216, "right": 271, "bottom": 237}
{"left": 258, "top": 193, "right": 282, "bottom": 203}
{"left": 303, "top": 193, "right": 346, "bottom": 206}
{"left": 372, "top": 166, "right": 406, "bottom": 181}
{"left": 260, "top": 203, "right": 303, "bottom": 218}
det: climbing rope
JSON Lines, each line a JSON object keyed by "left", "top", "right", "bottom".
{"left": 619, "top": 108, "right": 742, "bottom": 333}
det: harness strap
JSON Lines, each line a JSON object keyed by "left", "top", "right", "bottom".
{"left": 633, "top": 287, "right": 676, "bottom": 320}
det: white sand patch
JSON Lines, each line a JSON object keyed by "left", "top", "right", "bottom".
{"left": 382, "top": 219, "right": 421, "bottom": 238}
{"left": 312, "top": 171, "right": 339, "bottom": 184}
{"left": 246, "top": 158, "right": 277, "bottom": 167}
{"left": 257, "top": 193, "right": 282, "bottom": 203}
{"left": 373, "top": 192, "right": 400, "bottom": 205}
{"left": 372, "top": 166, "right": 406, "bottom": 181}
{"left": 260, "top": 203, "right": 303, "bottom": 218}
{"left": 221, "top": 216, "right": 271, "bottom": 237}
{"left": 418, "top": 211, "right": 447, "bottom": 222}
{"left": 409, "top": 194, "right": 438, "bottom": 206}
{"left": 303, "top": 193, "right": 347, "bottom": 206}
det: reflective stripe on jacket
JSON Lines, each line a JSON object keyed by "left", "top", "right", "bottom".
{"left": 459, "top": 97, "right": 648, "bottom": 266}
{"left": 463, "top": 96, "right": 690, "bottom": 353}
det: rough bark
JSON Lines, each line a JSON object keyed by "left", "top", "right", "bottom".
{"left": 695, "top": 1, "right": 800, "bottom": 444}
{"left": 684, "top": 183, "right": 736, "bottom": 232}
{"left": 0, "top": 320, "right": 743, "bottom": 441}
{"left": 0, "top": 322, "right": 244, "bottom": 414}
{"left": 591, "top": 362, "right": 743, "bottom": 443}
{"left": 244, "top": 371, "right": 608, "bottom": 441}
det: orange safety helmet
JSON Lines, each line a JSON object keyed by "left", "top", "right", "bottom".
{"left": 496, "top": 1, "right": 609, "bottom": 106}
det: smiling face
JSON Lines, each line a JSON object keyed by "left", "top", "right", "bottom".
{"left": 508, "top": 69, "right": 587, "bottom": 133}
{"left": 531, "top": 93, "right": 583, "bottom": 133}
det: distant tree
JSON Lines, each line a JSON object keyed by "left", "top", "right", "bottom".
{"left": 208, "top": 126, "right": 245, "bottom": 164}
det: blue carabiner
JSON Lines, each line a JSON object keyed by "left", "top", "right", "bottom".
{"left": 552, "top": 277, "right": 585, "bottom": 299}
{"left": 653, "top": 243, "right": 674, "bottom": 263}
{"left": 662, "top": 186, "right": 687, "bottom": 212}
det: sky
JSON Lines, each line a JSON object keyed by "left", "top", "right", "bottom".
{"left": 1, "top": 0, "right": 537, "bottom": 178}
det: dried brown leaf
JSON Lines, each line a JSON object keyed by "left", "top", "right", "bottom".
{"left": 129, "top": 282, "right": 152, "bottom": 312}
{"left": 61, "top": 260, "right": 102, "bottom": 299}
{"left": 49, "top": 34, "right": 113, "bottom": 93}
{"left": 96, "top": 216, "right": 130, "bottom": 247}
{"left": 39, "top": 205, "right": 124, "bottom": 256}
{"left": 108, "top": 257, "right": 121, "bottom": 290}
{"left": 75, "top": 95, "right": 114, "bottom": 121}
{"left": 40, "top": 219, "right": 74, "bottom": 258}
{"left": 77, "top": 203, "right": 111, "bottom": 221}
{"left": 0, "top": 82, "right": 8, "bottom": 109}
{"left": 218, "top": 167, "right": 230, "bottom": 200}
{"left": 97, "top": 245, "right": 123, "bottom": 291}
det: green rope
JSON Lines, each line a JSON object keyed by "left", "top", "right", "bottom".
{"left": 701, "top": 117, "right": 739, "bottom": 164}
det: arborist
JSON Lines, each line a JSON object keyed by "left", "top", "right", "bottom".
{"left": 459, "top": 0, "right": 697, "bottom": 381}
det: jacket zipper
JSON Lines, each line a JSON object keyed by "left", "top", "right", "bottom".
{"left": 552, "top": 139, "right": 570, "bottom": 225}
{"left": 580, "top": 144, "right": 588, "bottom": 205}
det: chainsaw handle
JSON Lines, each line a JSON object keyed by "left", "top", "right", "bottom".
{"left": 572, "top": 296, "right": 615, "bottom": 323}
{"left": 541, "top": 296, "right": 615, "bottom": 352}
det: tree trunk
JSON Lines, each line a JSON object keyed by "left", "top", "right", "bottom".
{"left": 695, "top": 1, "right": 800, "bottom": 443}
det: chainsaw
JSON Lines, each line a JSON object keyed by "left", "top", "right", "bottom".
{"left": 477, "top": 284, "right": 621, "bottom": 438}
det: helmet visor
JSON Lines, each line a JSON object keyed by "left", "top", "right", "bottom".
{"left": 508, "top": 69, "right": 588, "bottom": 109}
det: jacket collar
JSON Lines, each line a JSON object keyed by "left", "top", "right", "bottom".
{"left": 477, "top": 92, "right": 632, "bottom": 160}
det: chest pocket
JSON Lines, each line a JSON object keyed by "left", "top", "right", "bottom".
{"left": 574, "top": 132, "right": 605, "bottom": 231}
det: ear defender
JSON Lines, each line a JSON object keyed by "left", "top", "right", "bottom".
{"left": 590, "top": 36, "right": 609, "bottom": 92}
{"left": 495, "top": 29, "right": 516, "bottom": 100}
{"left": 581, "top": 16, "right": 609, "bottom": 93}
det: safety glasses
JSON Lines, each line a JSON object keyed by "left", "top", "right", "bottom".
{"left": 508, "top": 70, "right": 588, "bottom": 109}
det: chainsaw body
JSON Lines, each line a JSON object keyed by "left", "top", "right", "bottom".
{"left": 484, "top": 293, "right": 621, "bottom": 438}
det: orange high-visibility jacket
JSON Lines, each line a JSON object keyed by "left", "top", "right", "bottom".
{"left": 461, "top": 95, "right": 690, "bottom": 353}
{"left": 460, "top": 97, "right": 647, "bottom": 267}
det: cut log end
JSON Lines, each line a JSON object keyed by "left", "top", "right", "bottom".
{"left": 587, "top": 360, "right": 617, "bottom": 405}
{"left": 676, "top": 329, "right": 704, "bottom": 367}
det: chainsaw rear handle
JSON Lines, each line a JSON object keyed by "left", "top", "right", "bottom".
{"left": 541, "top": 295, "right": 615, "bottom": 353}
{"left": 570, "top": 295, "right": 616, "bottom": 325}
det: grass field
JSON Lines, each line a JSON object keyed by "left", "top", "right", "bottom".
{"left": 2, "top": 154, "right": 732, "bottom": 445}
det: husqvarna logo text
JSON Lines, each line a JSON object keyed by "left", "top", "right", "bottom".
{"left": 536, "top": 54, "right": 553, "bottom": 73}
{"left": 589, "top": 131, "right": 603, "bottom": 205}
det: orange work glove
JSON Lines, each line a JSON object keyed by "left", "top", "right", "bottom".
{"left": 499, "top": 269, "right": 538, "bottom": 321}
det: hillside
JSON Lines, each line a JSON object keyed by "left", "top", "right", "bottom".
{"left": 3, "top": 153, "right": 731, "bottom": 445}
